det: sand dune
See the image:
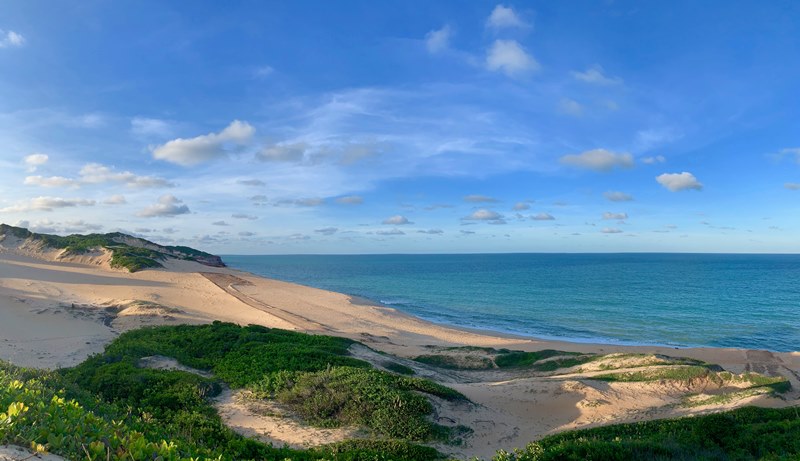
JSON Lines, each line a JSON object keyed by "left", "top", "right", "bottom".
{"left": 1, "top": 243, "right": 798, "bottom": 458}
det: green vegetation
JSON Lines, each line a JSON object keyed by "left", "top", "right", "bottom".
{"left": 488, "top": 406, "right": 800, "bottom": 460}
{"left": 0, "top": 224, "right": 222, "bottom": 272}
{"left": 382, "top": 361, "right": 416, "bottom": 375}
{"left": 413, "top": 348, "right": 595, "bottom": 372}
{"left": 593, "top": 365, "right": 713, "bottom": 382}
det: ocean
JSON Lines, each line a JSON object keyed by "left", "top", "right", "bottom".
{"left": 222, "top": 253, "right": 800, "bottom": 352}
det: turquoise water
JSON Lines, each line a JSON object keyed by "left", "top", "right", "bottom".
{"left": 222, "top": 254, "right": 800, "bottom": 352}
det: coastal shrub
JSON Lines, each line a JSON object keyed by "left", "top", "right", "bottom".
{"left": 320, "top": 439, "right": 443, "bottom": 460}
{"left": 414, "top": 354, "right": 494, "bottom": 370}
{"left": 496, "top": 406, "right": 800, "bottom": 460}
{"left": 494, "top": 350, "right": 584, "bottom": 368}
{"left": 250, "top": 366, "right": 467, "bottom": 441}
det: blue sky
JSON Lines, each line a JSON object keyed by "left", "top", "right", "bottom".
{"left": 1, "top": 1, "right": 799, "bottom": 254}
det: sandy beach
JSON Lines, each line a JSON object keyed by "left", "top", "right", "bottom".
{"left": 1, "top": 243, "right": 798, "bottom": 459}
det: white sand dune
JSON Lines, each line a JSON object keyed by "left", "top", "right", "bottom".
{"left": 1, "top": 241, "right": 798, "bottom": 458}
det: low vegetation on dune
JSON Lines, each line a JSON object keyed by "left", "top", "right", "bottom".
{"left": 413, "top": 347, "right": 596, "bottom": 372}
{"left": 0, "top": 322, "right": 797, "bottom": 460}
{"left": 0, "top": 223, "right": 224, "bottom": 272}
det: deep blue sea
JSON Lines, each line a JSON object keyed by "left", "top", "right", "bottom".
{"left": 222, "top": 254, "right": 800, "bottom": 352}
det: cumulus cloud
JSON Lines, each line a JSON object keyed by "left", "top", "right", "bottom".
{"left": 558, "top": 98, "right": 584, "bottom": 117}
{"left": 79, "top": 163, "right": 173, "bottom": 188}
{"left": 512, "top": 202, "right": 531, "bottom": 211}
{"left": 314, "top": 227, "right": 339, "bottom": 235}
{"left": 425, "top": 25, "right": 452, "bottom": 53}
{"left": 231, "top": 213, "right": 258, "bottom": 220}
{"left": 336, "top": 195, "right": 363, "bottom": 205}
{"left": 560, "top": 149, "right": 634, "bottom": 172}
{"left": 656, "top": 172, "right": 703, "bottom": 192}
{"left": 104, "top": 195, "right": 127, "bottom": 205}
{"left": 642, "top": 155, "right": 666, "bottom": 164}
{"left": 257, "top": 142, "right": 308, "bottom": 162}
{"left": 212, "top": 221, "right": 229, "bottom": 226}
{"left": 601, "top": 228, "right": 623, "bottom": 234}
{"left": 383, "top": 215, "right": 412, "bottom": 225}
{"left": 463, "top": 209, "right": 505, "bottom": 224}
{"left": 0, "top": 197, "right": 96, "bottom": 213}
{"left": 24, "top": 176, "right": 79, "bottom": 188}
{"left": 464, "top": 194, "right": 498, "bottom": 203}
{"left": 602, "top": 212, "right": 628, "bottom": 220}
{"left": 237, "top": 179, "right": 265, "bottom": 187}
{"left": 152, "top": 120, "right": 254, "bottom": 166}
{"left": 486, "top": 5, "right": 528, "bottom": 29}
{"left": 137, "top": 195, "right": 190, "bottom": 217}
{"left": 486, "top": 40, "right": 539, "bottom": 77}
{"left": 604, "top": 191, "right": 634, "bottom": 202}
{"left": 418, "top": 229, "right": 444, "bottom": 235}
{"left": 571, "top": 65, "right": 622, "bottom": 85}
{"left": 24, "top": 153, "right": 48, "bottom": 172}
{"left": 0, "top": 30, "right": 25, "bottom": 48}
{"left": 785, "top": 183, "right": 800, "bottom": 190}
{"left": 530, "top": 213, "right": 554, "bottom": 221}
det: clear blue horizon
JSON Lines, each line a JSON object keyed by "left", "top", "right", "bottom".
{"left": 2, "top": 1, "right": 800, "bottom": 254}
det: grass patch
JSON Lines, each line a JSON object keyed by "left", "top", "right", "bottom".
{"left": 414, "top": 354, "right": 495, "bottom": 370}
{"left": 593, "top": 365, "right": 712, "bottom": 382}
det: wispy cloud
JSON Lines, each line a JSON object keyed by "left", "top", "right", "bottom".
{"left": 785, "top": 183, "right": 800, "bottom": 190}
{"left": 571, "top": 65, "right": 622, "bottom": 85}
{"left": 602, "top": 212, "right": 628, "bottom": 220}
{"left": 0, "top": 197, "right": 96, "bottom": 213}
{"left": 557, "top": 98, "right": 583, "bottom": 117}
{"left": 425, "top": 25, "right": 452, "bottom": 53}
{"left": 486, "top": 5, "right": 529, "bottom": 30}
{"left": 24, "top": 176, "right": 79, "bottom": 188}
{"left": 601, "top": 227, "right": 623, "bottom": 234}
{"left": 257, "top": 142, "right": 308, "bottom": 162}
{"left": 531, "top": 213, "right": 554, "bottom": 221}
{"left": 464, "top": 194, "right": 498, "bottom": 203}
{"left": 382, "top": 215, "right": 412, "bottom": 225}
{"left": 336, "top": 195, "right": 363, "bottom": 205}
{"left": 656, "top": 172, "right": 703, "bottom": 192}
{"left": 0, "top": 30, "right": 25, "bottom": 48}
{"left": 486, "top": 40, "right": 539, "bottom": 77}
{"left": 237, "top": 179, "right": 266, "bottom": 187}
{"left": 641, "top": 155, "right": 666, "bottom": 164}
{"left": 314, "top": 227, "right": 338, "bottom": 235}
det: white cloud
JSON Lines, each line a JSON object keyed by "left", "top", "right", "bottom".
{"left": 418, "top": 229, "right": 444, "bottom": 235}
{"left": 464, "top": 194, "right": 498, "bottom": 203}
{"left": 24, "top": 175, "right": 79, "bottom": 188}
{"left": 315, "top": 227, "right": 338, "bottom": 235}
{"left": 601, "top": 228, "right": 623, "bottom": 234}
{"left": 383, "top": 215, "right": 412, "bottom": 225}
{"left": 0, "top": 30, "right": 25, "bottom": 48}
{"left": 0, "top": 197, "right": 96, "bottom": 213}
{"left": 254, "top": 66, "right": 274, "bottom": 78}
{"left": 79, "top": 163, "right": 173, "bottom": 188}
{"left": 425, "top": 25, "right": 452, "bottom": 53}
{"left": 558, "top": 98, "right": 583, "bottom": 116}
{"left": 336, "top": 195, "right": 363, "bottom": 205}
{"left": 785, "top": 183, "right": 800, "bottom": 190}
{"left": 212, "top": 221, "right": 229, "bottom": 226}
{"left": 464, "top": 209, "right": 505, "bottom": 224}
{"left": 512, "top": 202, "right": 530, "bottom": 211}
{"left": 137, "top": 195, "right": 190, "bottom": 217}
{"left": 104, "top": 195, "right": 127, "bottom": 205}
{"left": 531, "top": 213, "right": 554, "bottom": 221}
{"left": 571, "top": 65, "right": 622, "bottom": 85}
{"left": 487, "top": 5, "right": 528, "bottom": 29}
{"left": 486, "top": 40, "right": 539, "bottom": 77}
{"left": 641, "top": 155, "right": 666, "bottom": 164}
{"left": 603, "top": 212, "right": 628, "bottom": 220}
{"left": 232, "top": 213, "right": 258, "bottom": 220}
{"left": 239, "top": 231, "right": 256, "bottom": 237}
{"left": 656, "top": 172, "right": 703, "bottom": 192}
{"left": 131, "top": 117, "right": 173, "bottom": 138}
{"left": 152, "top": 120, "right": 254, "bottom": 166}
{"left": 604, "top": 191, "right": 634, "bottom": 202}
{"left": 23, "top": 153, "right": 48, "bottom": 172}
{"left": 274, "top": 198, "right": 324, "bottom": 207}
{"left": 560, "top": 149, "right": 634, "bottom": 172}
{"left": 780, "top": 147, "right": 800, "bottom": 163}
{"left": 257, "top": 142, "right": 308, "bottom": 162}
